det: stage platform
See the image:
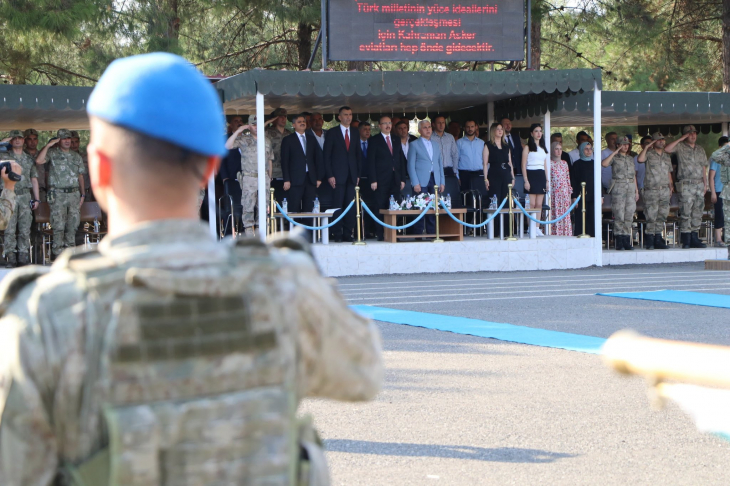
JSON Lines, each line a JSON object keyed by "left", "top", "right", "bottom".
{"left": 603, "top": 247, "right": 727, "bottom": 266}
{"left": 311, "top": 237, "right": 729, "bottom": 277}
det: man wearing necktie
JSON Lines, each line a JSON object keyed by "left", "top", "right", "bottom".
{"left": 408, "top": 120, "right": 445, "bottom": 237}
{"left": 501, "top": 117, "right": 523, "bottom": 176}
{"left": 281, "top": 114, "right": 324, "bottom": 231}
{"left": 368, "top": 116, "right": 406, "bottom": 241}
{"left": 358, "top": 121, "right": 377, "bottom": 239}
{"left": 324, "top": 106, "right": 361, "bottom": 242}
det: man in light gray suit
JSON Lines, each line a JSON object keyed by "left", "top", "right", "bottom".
{"left": 408, "top": 119, "right": 445, "bottom": 235}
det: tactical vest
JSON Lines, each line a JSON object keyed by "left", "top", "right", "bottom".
{"left": 10, "top": 238, "right": 329, "bottom": 486}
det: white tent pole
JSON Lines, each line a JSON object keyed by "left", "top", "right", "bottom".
{"left": 723, "top": 122, "right": 729, "bottom": 137}
{"left": 544, "top": 109, "right": 551, "bottom": 227}
{"left": 487, "top": 102, "right": 495, "bottom": 128}
{"left": 207, "top": 165, "right": 216, "bottom": 239}
{"left": 593, "top": 81, "right": 602, "bottom": 266}
{"left": 256, "top": 91, "right": 267, "bottom": 241}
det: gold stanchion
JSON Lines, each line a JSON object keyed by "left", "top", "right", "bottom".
{"left": 354, "top": 186, "right": 366, "bottom": 246}
{"left": 269, "top": 188, "right": 276, "bottom": 235}
{"left": 433, "top": 185, "right": 444, "bottom": 243}
{"left": 506, "top": 184, "right": 517, "bottom": 241}
{"left": 578, "top": 182, "right": 590, "bottom": 238}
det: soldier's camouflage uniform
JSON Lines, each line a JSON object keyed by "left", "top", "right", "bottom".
{"left": 710, "top": 144, "right": 730, "bottom": 240}
{"left": 26, "top": 150, "right": 47, "bottom": 202}
{"left": 607, "top": 153, "right": 637, "bottom": 236}
{"left": 675, "top": 142, "right": 708, "bottom": 233}
{"left": 3, "top": 151, "right": 38, "bottom": 263}
{"left": 234, "top": 133, "right": 273, "bottom": 236}
{"left": 0, "top": 220, "right": 382, "bottom": 485}
{"left": 266, "top": 126, "right": 291, "bottom": 181}
{"left": 638, "top": 150, "right": 673, "bottom": 234}
{"left": 0, "top": 190, "right": 16, "bottom": 231}
{"left": 46, "top": 147, "right": 85, "bottom": 256}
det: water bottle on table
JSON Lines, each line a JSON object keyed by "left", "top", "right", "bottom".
{"left": 389, "top": 195, "right": 397, "bottom": 210}
{"left": 313, "top": 197, "right": 320, "bottom": 213}
{"left": 282, "top": 198, "right": 288, "bottom": 213}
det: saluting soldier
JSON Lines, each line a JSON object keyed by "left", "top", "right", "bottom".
{"left": 23, "top": 128, "right": 47, "bottom": 202}
{"left": 0, "top": 52, "right": 382, "bottom": 485}
{"left": 636, "top": 132, "right": 673, "bottom": 249}
{"left": 266, "top": 107, "right": 291, "bottom": 203}
{"left": 35, "top": 128, "right": 87, "bottom": 260}
{"left": 225, "top": 115, "right": 273, "bottom": 237}
{"left": 602, "top": 136, "right": 640, "bottom": 250}
{"left": 665, "top": 125, "right": 708, "bottom": 248}
{"left": 70, "top": 129, "right": 94, "bottom": 202}
{"left": 0, "top": 130, "right": 39, "bottom": 267}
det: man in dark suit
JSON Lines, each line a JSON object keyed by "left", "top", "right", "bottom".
{"left": 501, "top": 117, "right": 523, "bottom": 176}
{"left": 368, "top": 115, "right": 406, "bottom": 241}
{"left": 358, "top": 121, "right": 377, "bottom": 239}
{"left": 324, "top": 106, "right": 361, "bottom": 242}
{"left": 281, "top": 114, "right": 324, "bottom": 228}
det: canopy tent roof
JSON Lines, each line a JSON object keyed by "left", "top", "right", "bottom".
{"left": 0, "top": 85, "right": 92, "bottom": 130}
{"left": 509, "top": 91, "right": 730, "bottom": 135}
{"left": 217, "top": 69, "right": 602, "bottom": 122}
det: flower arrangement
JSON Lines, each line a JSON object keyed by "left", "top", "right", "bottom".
{"left": 391, "top": 193, "right": 451, "bottom": 210}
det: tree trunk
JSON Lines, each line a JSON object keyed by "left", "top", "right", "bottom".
{"left": 297, "top": 22, "right": 313, "bottom": 70}
{"left": 347, "top": 60, "right": 366, "bottom": 71}
{"left": 722, "top": 0, "right": 730, "bottom": 93}
{"left": 530, "top": 0, "right": 542, "bottom": 70}
{"left": 167, "top": 0, "right": 180, "bottom": 40}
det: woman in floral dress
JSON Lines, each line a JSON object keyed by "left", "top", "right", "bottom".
{"left": 550, "top": 141, "right": 573, "bottom": 236}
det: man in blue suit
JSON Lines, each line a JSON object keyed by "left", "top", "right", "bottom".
{"left": 408, "top": 119, "right": 445, "bottom": 236}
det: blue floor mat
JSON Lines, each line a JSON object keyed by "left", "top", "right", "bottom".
{"left": 598, "top": 290, "right": 730, "bottom": 309}
{"left": 351, "top": 305, "right": 606, "bottom": 354}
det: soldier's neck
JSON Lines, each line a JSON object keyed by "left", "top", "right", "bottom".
{"left": 106, "top": 197, "right": 200, "bottom": 237}
{"left": 653, "top": 148, "right": 664, "bottom": 154}
{"left": 12, "top": 147, "right": 23, "bottom": 155}
{"left": 25, "top": 148, "right": 37, "bottom": 155}
{"left": 276, "top": 125, "right": 286, "bottom": 134}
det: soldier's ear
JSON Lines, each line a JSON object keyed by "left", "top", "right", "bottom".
{"left": 200, "top": 156, "right": 220, "bottom": 189}
{"left": 87, "top": 143, "right": 111, "bottom": 190}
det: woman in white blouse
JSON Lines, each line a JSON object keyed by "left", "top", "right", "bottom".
{"left": 521, "top": 123, "right": 549, "bottom": 214}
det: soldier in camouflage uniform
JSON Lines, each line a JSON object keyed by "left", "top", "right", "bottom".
{"left": 35, "top": 129, "right": 87, "bottom": 260}
{"left": 70, "top": 129, "right": 94, "bottom": 202}
{"left": 709, "top": 142, "right": 730, "bottom": 243}
{"left": 0, "top": 53, "right": 382, "bottom": 486}
{"left": 226, "top": 115, "right": 273, "bottom": 237}
{"left": 23, "top": 128, "right": 47, "bottom": 202}
{"left": 602, "top": 136, "right": 640, "bottom": 250}
{"left": 636, "top": 132, "right": 674, "bottom": 249}
{"left": 266, "top": 107, "right": 291, "bottom": 203}
{"left": 665, "top": 125, "right": 709, "bottom": 248}
{"left": 1, "top": 130, "right": 40, "bottom": 267}
{"left": 0, "top": 153, "right": 23, "bottom": 230}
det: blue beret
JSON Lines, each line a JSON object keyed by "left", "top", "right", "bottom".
{"left": 87, "top": 52, "right": 225, "bottom": 157}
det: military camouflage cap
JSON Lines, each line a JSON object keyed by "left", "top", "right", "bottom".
{"left": 69, "top": 130, "right": 80, "bottom": 138}
{"left": 23, "top": 128, "right": 38, "bottom": 137}
{"left": 248, "top": 115, "right": 257, "bottom": 125}
{"left": 651, "top": 132, "right": 665, "bottom": 141}
{"left": 57, "top": 129, "right": 72, "bottom": 139}
{"left": 617, "top": 136, "right": 631, "bottom": 145}
{"left": 7, "top": 130, "right": 24, "bottom": 139}
{"left": 682, "top": 125, "right": 698, "bottom": 134}
{"left": 271, "top": 107, "right": 287, "bottom": 117}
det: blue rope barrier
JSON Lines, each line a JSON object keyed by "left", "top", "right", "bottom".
{"left": 512, "top": 196, "right": 581, "bottom": 225}
{"left": 438, "top": 197, "right": 509, "bottom": 228}
{"left": 275, "top": 199, "right": 355, "bottom": 230}
{"left": 360, "top": 201, "right": 434, "bottom": 230}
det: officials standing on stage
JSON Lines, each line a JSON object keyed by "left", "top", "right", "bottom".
{"left": 368, "top": 116, "right": 406, "bottom": 241}
{"left": 324, "top": 106, "right": 361, "bottom": 242}
{"left": 281, "top": 114, "right": 324, "bottom": 221}
{"left": 408, "top": 120, "right": 445, "bottom": 237}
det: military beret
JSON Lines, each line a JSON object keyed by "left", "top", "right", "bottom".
{"left": 7, "top": 130, "right": 24, "bottom": 139}
{"left": 87, "top": 52, "right": 225, "bottom": 157}
{"left": 57, "top": 129, "right": 72, "bottom": 139}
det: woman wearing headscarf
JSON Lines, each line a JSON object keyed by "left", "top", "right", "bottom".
{"left": 570, "top": 142, "right": 597, "bottom": 237}
{"left": 550, "top": 141, "right": 572, "bottom": 236}
{"left": 602, "top": 136, "right": 639, "bottom": 250}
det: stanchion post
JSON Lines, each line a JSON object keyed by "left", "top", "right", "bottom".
{"left": 578, "top": 182, "right": 590, "bottom": 238}
{"left": 506, "top": 183, "right": 517, "bottom": 241}
{"left": 433, "top": 185, "right": 444, "bottom": 243}
{"left": 354, "top": 186, "right": 366, "bottom": 246}
{"left": 269, "top": 188, "right": 276, "bottom": 235}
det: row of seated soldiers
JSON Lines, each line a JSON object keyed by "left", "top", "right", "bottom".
{"left": 0, "top": 128, "right": 93, "bottom": 266}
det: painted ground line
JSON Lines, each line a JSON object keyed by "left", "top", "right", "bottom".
{"left": 599, "top": 290, "right": 730, "bottom": 309}
{"left": 338, "top": 275, "right": 729, "bottom": 296}
{"left": 355, "top": 285, "right": 730, "bottom": 306}
{"left": 336, "top": 270, "right": 717, "bottom": 287}
{"left": 345, "top": 282, "right": 730, "bottom": 303}
{"left": 352, "top": 305, "right": 606, "bottom": 354}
